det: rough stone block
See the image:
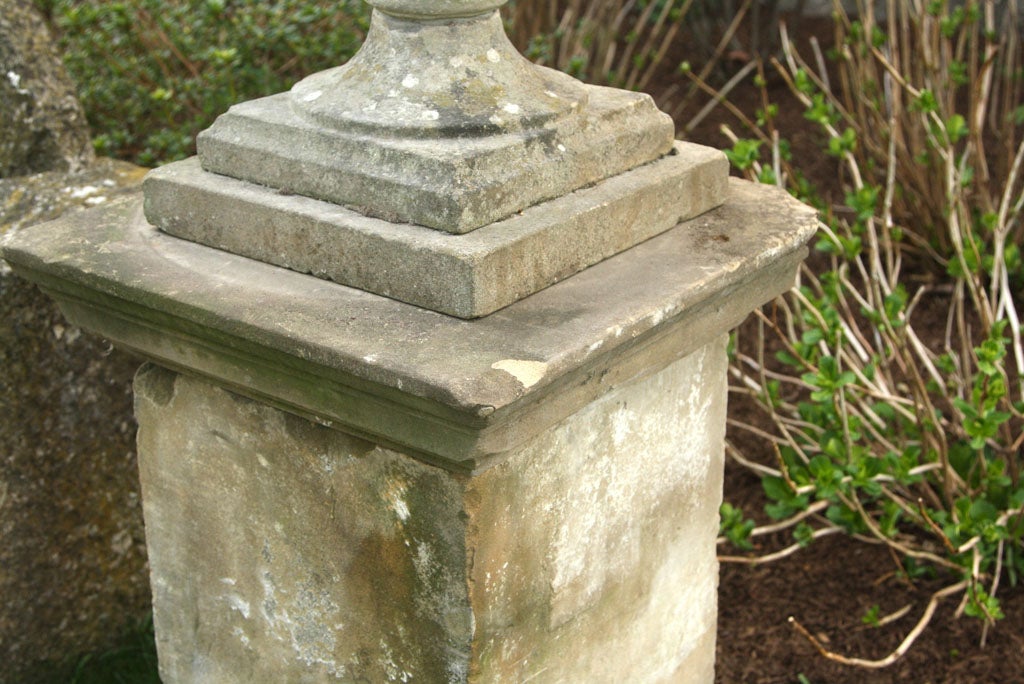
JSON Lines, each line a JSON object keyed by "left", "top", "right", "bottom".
{"left": 197, "top": 82, "right": 674, "bottom": 234}
{"left": 135, "top": 336, "right": 725, "bottom": 682}
{"left": 195, "top": 7, "right": 675, "bottom": 237}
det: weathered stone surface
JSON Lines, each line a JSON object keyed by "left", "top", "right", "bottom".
{"left": 145, "top": 142, "right": 728, "bottom": 318}
{"left": 0, "top": 160, "right": 149, "bottom": 683}
{"left": 371, "top": 0, "right": 505, "bottom": 18}
{"left": 291, "top": 6, "right": 587, "bottom": 139}
{"left": 463, "top": 339, "right": 725, "bottom": 682}
{"left": 194, "top": 8, "right": 674, "bottom": 233}
{"left": 149, "top": 0, "right": 707, "bottom": 318}
{"left": 0, "top": 0, "right": 94, "bottom": 178}
{"left": 2, "top": 158, "right": 147, "bottom": 233}
{"left": 135, "top": 364, "right": 472, "bottom": 683}
{"left": 135, "top": 336, "right": 724, "bottom": 682}
{"left": 3, "top": 179, "right": 817, "bottom": 470}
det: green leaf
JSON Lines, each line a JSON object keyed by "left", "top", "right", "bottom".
{"left": 871, "top": 402, "right": 896, "bottom": 421}
{"left": 968, "top": 499, "right": 999, "bottom": 524}
{"left": 793, "top": 522, "right": 815, "bottom": 547}
{"left": 912, "top": 89, "right": 938, "bottom": 113}
{"left": 725, "top": 139, "right": 763, "bottom": 171}
{"left": 964, "top": 588, "right": 1004, "bottom": 621}
{"left": 953, "top": 398, "right": 978, "bottom": 418}
{"left": 776, "top": 350, "right": 803, "bottom": 367}
{"left": 945, "top": 114, "right": 969, "bottom": 144}
{"left": 720, "top": 502, "right": 755, "bottom": 550}
{"left": 827, "top": 127, "right": 857, "bottom": 157}
{"left": 801, "top": 328, "right": 825, "bottom": 345}
{"left": 826, "top": 503, "right": 866, "bottom": 534}
{"left": 804, "top": 93, "right": 838, "bottom": 126}
{"left": 793, "top": 68, "right": 815, "bottom": 96}
{"left": 846, "top": 185, "right": 881, "bottom": 221}
{"left": 763, "top": 476, "right": 794, "bottom": 501}
{"left": 762, "top": 476, "right": 809, "bottom": 520}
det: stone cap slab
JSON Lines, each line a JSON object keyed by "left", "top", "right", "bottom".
{"left": 144, "top": 142, "right": 728, "bottom": 318}
{"left": 2, "top": 179, "right": 817, "bottom": 472}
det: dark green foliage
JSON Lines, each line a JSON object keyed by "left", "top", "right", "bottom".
{"left": 49, "top": 0, "right": 369, "bottom": 165}
{"left": 66, "top": 616, "right": 159, "bottom": 684}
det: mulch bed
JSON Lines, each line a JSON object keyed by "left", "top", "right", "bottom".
{"left": 715, "top": 427, "right": 1024, "bottom": 683}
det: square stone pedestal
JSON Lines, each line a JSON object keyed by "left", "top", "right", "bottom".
{"left": 1, "top": 178, "right": 816, "bottom": 682}
{"left": 135, "top": 337, "right": 724, "bottom": 682}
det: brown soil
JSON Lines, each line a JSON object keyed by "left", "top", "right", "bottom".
{"left": 655, "top": 16, "right": 1024, "bottom": 684}
{"left": 714, "top": 447, "right": 1024, "bottom": 684}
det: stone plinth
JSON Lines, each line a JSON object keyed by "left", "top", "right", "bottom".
{"left": 134, "top": 338, "right": 723, "bottom": 682}
{"left": 2, "top": 179, "right": 813, "bottom": 470}
{"left": 2, "top": 178, "right": 816, "bottom": 681}
{"left": 0, "top": 3, "right": 817, "bottom": 677}
{"left": 190, "top": 8, "right": 674, "bottom": 234}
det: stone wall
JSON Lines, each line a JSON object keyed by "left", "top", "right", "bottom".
{"left": 0, "top": 0, "right": 94, "bottom": 178}
{"left": 1, "top": 162, "right": 150, "bottom": 682}
{"left": 0, "top": 4, "right": 153, "bottom": 680}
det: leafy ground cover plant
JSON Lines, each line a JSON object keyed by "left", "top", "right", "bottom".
{"left": 40, "top": 0, "right": 369, "bottom": 165}
{"left": 717, "top": 0, "right": 1024, "bottom": 668}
